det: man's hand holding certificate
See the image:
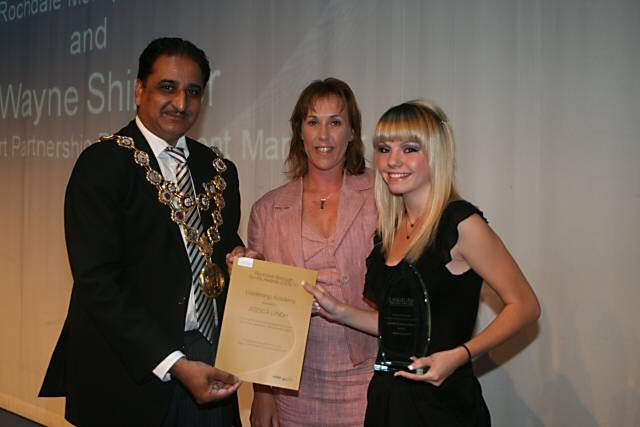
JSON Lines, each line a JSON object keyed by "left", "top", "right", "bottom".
{"left": 215, "top": 258, "right": 317, "bottom": 390}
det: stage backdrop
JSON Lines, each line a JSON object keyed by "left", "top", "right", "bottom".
{"left": 1, "top": 1, "right": 638, "bottom": 426}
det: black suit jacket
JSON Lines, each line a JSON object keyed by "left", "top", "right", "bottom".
{"left": 40, "top": 121, "right": 243, "bottom": 426}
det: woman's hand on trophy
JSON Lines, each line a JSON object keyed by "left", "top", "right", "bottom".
{"left": 394, "top": 346, "right": 470, "bottom": 386}
{"left": 226, "top": 246, "right": 264, "bottom": 273}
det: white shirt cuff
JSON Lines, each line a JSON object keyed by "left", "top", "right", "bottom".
{"left": 152, "top": 351, "right": 185, "bottom": 382}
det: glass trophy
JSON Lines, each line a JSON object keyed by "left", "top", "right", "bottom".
{"left": 374, "top": 263, "right": 431, "bottom": 374}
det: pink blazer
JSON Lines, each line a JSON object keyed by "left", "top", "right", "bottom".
{"left": 248, "top": 170, "right": 378, "bottom": 365}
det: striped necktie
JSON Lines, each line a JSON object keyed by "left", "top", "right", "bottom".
{"left": 165, "top": 146, "right": 216, "bottom": 343}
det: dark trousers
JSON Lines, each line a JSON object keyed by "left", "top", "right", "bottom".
{"left": 162, "top": 330, "right": 241, "bottom": 427}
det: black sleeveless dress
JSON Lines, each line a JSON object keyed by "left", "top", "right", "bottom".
{"left": 363, "top": 200, "right": 491, "bottom": 427}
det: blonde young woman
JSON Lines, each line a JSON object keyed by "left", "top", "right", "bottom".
{"left": 306, "top": 100, "right": 541, "bottom": 426}
{"left": 246, "top": 78, "right": 378, "bottom": 426}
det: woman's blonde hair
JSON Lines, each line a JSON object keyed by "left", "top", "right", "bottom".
{"left": 373, "top": 99, "right": 460, "bottom": 262}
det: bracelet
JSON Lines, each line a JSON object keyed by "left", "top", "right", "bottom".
{"left": 460, "top": 343, "right": 472, "bottom": 363}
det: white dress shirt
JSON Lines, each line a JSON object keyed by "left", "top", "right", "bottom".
{"left": 135, "top": 116, "right": 218, "bottom": 382}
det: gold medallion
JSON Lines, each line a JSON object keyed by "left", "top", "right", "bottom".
{"left": 199, "top": 261, "right": 225, "bottom": 298}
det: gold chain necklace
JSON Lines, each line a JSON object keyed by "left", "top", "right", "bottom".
{"left": 405, "top": 216, "right": 415, "bottom": 240}
{"left": 404, "top": 210, "right": 424, "bottom": 240}
{"left": 102, "top": 134, "right": 228, "bottom": 298}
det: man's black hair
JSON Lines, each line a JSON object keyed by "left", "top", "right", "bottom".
{"left": 137, "top": 37, "right": 211, "bottom": 87}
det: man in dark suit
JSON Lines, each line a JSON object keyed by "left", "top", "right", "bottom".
{"left": 40, "top": 38, "right": 245, "bottom": 426}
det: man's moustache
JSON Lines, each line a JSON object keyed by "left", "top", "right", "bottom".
{"left": 162, "top": 108, "right": 187, "bottom": 116}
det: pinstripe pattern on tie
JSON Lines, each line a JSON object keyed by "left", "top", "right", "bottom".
{"left": 165, "top": 146, "right": 216, "bottom": 343}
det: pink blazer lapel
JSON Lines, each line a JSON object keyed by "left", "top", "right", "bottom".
{"left": 332, "top": 172, "right": 374, "bottom": 252}
{"left": 272, "top": 178, "right": 305, "bottom": 267}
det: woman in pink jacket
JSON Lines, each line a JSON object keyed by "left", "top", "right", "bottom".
{"left": 248, "top": 78, "right": 378, "bottom": 426}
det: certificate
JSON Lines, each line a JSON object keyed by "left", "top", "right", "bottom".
{"left": 214, "top": 257, "right": 317, "bottom": 390}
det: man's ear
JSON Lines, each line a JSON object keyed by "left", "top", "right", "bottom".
{"left": 134, "top": 79, "right": 144, "bottom": 107}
